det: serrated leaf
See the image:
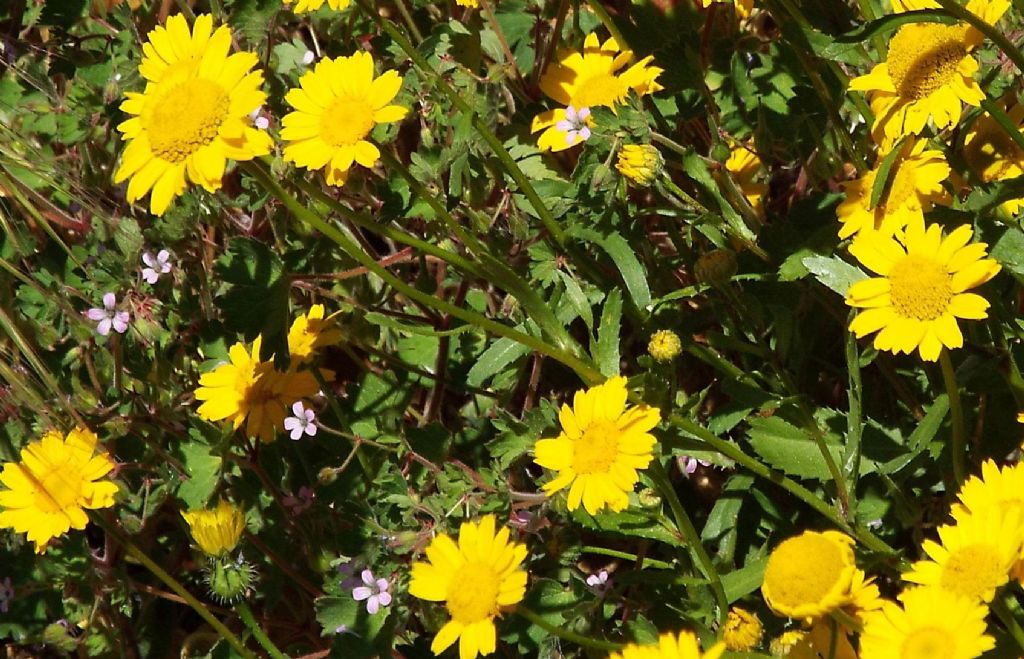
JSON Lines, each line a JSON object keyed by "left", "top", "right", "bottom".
{"left": 466, "top": 337, "right": 530, "bottom": 387}
{"left": 177, "top": 439, "right": 222, "bottom": 509}
{"left": 558, "top": 271, "right": 594, "bottom": 331}
{"left": 113, "top": 217, "right": 143, "bottom": 259}
{"left": 746, "top": 416, "right": 842, "bottom": 481}
{"left": 572, "top": 506, "right": 683, "bottom": 547}
{"left": 991, "top": 226, "right": 1024, "bottom": 277}
{"left": 314, "top": 596, "right": 391, "bottom": 658}
{"left": 597, "top": 232, "right": 652, "bottom": 312}
{"left": 802, "top": 255, "right": 868, "bottom": 296}
{"left": 594, "top": 289, "right": 622, "bottom": 377}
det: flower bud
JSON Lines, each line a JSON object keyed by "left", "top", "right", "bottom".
{"left": 616, "top": 144, "right": 663, "bottom": 187}
{"left": 648, "top": 330, "right": 682, "bottom": 362}
{"left": 206, "top": 556, "right": 257, "bottom": 603}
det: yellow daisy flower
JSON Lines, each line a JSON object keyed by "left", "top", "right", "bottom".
{"left": 836, "top": 139, "right": 950, "bottom": 239}
{"left": 408, "top": 515, "right": 528, "bottom": 659}
{"left": 533, "top": 376, "right": 661, "bottom": 515}
{"left": 283, "top": 0, "right": 350, "bottom": 12}
{"left": 848, "top": 0, "right": 1009, "bottom": 143}
{"left": 194, "top": 336, "right": 323, "bottom": 443}
{"left": 182, "top": 499, "right": 246, "bottom": 556}
{"left": 845, "top": 220, "right": 1000, "bottom": 361}
{"left": 616, "top": 144, "right": 664, "bottom": 187}
{"left": 859, "top": 587, "right": 994, "bottom": 659}
{"left": 903, "top": 509, "right": 1022, "bottom": 602}
{"left": 951, "top": 460, "right": 1024, "bottom": 582}
{"left": 725, "top": 141, "right": 768, "bottom": 216}
{"left": 608, "top": 630, "right": 726, "bottom": 659}
{"left": 114, "top": 14, "right": 272, "bottom": 216}
{"left": 698, "top": 0, "right": 755, "bottom": 19}
{"left": 281, "top": 52, "right": 408, "bottom": 186}
{"left": 0, "top": 427, "right": 118, "bottom": 554}
{"left": 722, "top": 607, "right": 763, "bottom": 652}
{"left": 963, "top": 104, "right": 1024, "bottom": 215}
{"left": 532, "top": 33, "right": 663, "bottom": 152}
{"left": 288, "top": 304, "right": 343, "bottom": 363}
{"left": 761, "top": 530, "right": 856, "bottom": 621}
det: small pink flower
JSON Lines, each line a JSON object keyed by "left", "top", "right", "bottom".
{"left": 351, "top": 569, "right": 391, "bottom": 615}
{"left": 141, "top": 249, "right": 172, "bottom": 284}
{"left": 679, "top": 455, "right": 712, "bottom": 476}
{"left": 586, "top": 569, "right": 609, "bottom": 588}
{"left": 555, "top": 105, "right": 592, "bottom": 146}
{"left": 86, "top": 293, "right": 129, "bottom": 336}
{"left": 283, "top": 401, "right": 317, "bottom": 440}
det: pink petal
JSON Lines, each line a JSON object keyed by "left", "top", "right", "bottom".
{"left": 352, "top": 586, "right": 371, "bottom": 601}
{"left": 102, "top": 292, "right": 116, "bottom": 309}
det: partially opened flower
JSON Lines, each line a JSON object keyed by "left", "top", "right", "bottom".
{"left": 723, "top": 607, "right": 763, "bottom": 652}
{"left": 86, "top": 293, "right": 130, "bottom": 336}
{"left": 903, "top": 509, "right": 1022, "bottom": 602}
{"left": 288, "top": 304, "right": 343, "bottom": 363}
{"left": 607, "top": 630, "right": 726, "bottom": 659}
{"left": 532, "top": 33, "right": 662, "bottom": 151}
{"left": 281, "top": 52, "right": 408, "bottom": 186}
{"left": 182, "top": 499, "right": 246, "bottom": 557}
{"left": 725, "top": 141, "right": 768, "bottom": 215}
{"left": 845, "top": 221, "right": 1001, "bottom": 361}
{"left": 848, "top": 0, "right": 1009, "bottom": 143}
{"left": 114, "top": 14, "right": 272, "bottom": 215}
{"left": 761, "top": 530, "right": 856, "bottom": 621}
{"left": 533, "top": 376, "right": 661, "bottom": 514}
{"left": 859, "top": 587, "right": 994, "bottom": 659}
{"left": 408, "top": 515, "right": 528, "bottom": 659}
{"left": 0, "top": 427, "right": 118, "bottom": 554}
{"left": 836, "top": 139, "right": 951, "bottom": 239}
{"left": 283, "top": 0, "right": 350, "bottom": 12}
{"left": 963, "top": 104, "right": 1024, "bottom": 215}
{"left": 617, "top": 144, "right": 663, "bottom": 187}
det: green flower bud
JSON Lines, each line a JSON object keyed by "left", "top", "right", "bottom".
{"left": 205, "top": 556, "right": 257, "bottom": 603}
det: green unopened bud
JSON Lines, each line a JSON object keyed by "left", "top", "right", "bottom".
{"left": 205, "top": 556, "right": 258, "bottom": 603}
{"left": 616, "top": 144, "right": 664, "bottom": 187}
{"left": 648, "top": 330, "right": 682, "bottom": 362}
{"left": 637, "top": 488, "right": 661, "bottom": 508}
{"left": 318, "top": 467, "right": 338, "bottom": 485}
{"left": 695, "top": 248, "right": 738, "bottom": 286}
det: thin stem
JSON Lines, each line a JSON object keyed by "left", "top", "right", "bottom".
{"left": 843, "top": 325, "right": 863, "bottom": 508}
{"left": 94, "top": 515, "right": 254, "bottom": 658}
{"left": 935, "top": 0, "right": 1024, "bottom": 73}
{"left": 579, "top": 545, "right": 674, "bottom": 570}
{"left": 585, "top": 1, "right": 629, "bottom": 51}
{"left": 993, "top": 594, "right": 1024, "bottom": 655}
{"left": 245, "top": 161, "right": 604, "bottom": 384}
{"left": 478, "top": 0, "right": 524, "bottom": 83}
{"left": 515, "top": 605, "right": 624, "bottom": 651}
{"left": 354, "top": 0, "right": 569, "bottom": 248}
{"left": 939, "top": 349, "right": 967, "bottom": 485}
{"left": 648, "top": 460, "right": 728, "bottom": 623}
{"left": 392, "top": 0, "right": 424, "bottom": 43}
{"left": 669, "top": 415, "right": 898, "bottom": 555}
{"left": 236, "top": 601, "right": 289, "bottom": 659}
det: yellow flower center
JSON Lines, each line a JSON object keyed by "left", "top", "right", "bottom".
{"left": 572, "top": 421, "right": 620, "bottom": 475}
{"left": 320, "top": 98, "right": 376, "bottom": 147}
{"left": 572, "top": 73, "right": 625, "bottom": 108}
{"left": 887, "top": 24, "right": 968, "bottom": 101}
{"left": 146, "top": 78, "right": 230, "bottom": 163}
{"left": 938, "top": 542, "right": 1005, "bottom": 600}
{"left": 888, "top": 255, "right": 952, "bottom": 321}
{"left": 764, "top": 533, "right": 851, "bottom": 612}
{"left": 901, "top": 627, "right": 954, "bottom": 659}
{"left": 37, "top": 463, "right": 84, "bottom": 512}
{"left": 446, "top": 562, "right": 501, "bottom": 623}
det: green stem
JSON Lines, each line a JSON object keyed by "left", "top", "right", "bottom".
{"left": 586, "top": 0, "right": 629, "bottom": 50}
{"left": 245, "top": 161, "right": 604, "bottom": 384}
{"left": 993, "top": 594, "right": 1024, "bottom": 655}
{"left": 354, "top": 0, "right": 569, "bottom": 248}
{"left": 236, "top": 601, "right": 289, "bottom": 659}
{"left": 842, "top": 325, "right": 863, "bottom": 508}
{"left": 935, "top": 0, "right": 1024, "bottom": 73}
{"left": 392, "top": 0, "right": 424, "bottom": 43}
{"left": 579, "top": 545, "right": 674, "bottom": 570}
{"left": 669, "top": 415, "right": 897, "bottom": 555}
{"left": 515, "top": 605, "right": 624, "bottom": 651}
{"left": 648, "top": 460, "right": 729, "bottom": 622}
{"left": 94, "top": 515, "right": 254, "bottom": 658}
{"left": 939, "top": 349, "right": 967, "bottom": 485}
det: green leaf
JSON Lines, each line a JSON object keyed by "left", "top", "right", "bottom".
{"left": 990, "top": 226, "right": 1024, "bottom": 278}
{"left": 176, "top": 435, "right": 222, "bottom": 509}
{"left": 113, "top": 217, "right": 143, "bottom": 259}
{"left": 868, "top": 136, "right": 908, "bottom": 210}
{"left": 214, "top": 237, "right": 290, "bottom": 366}
{"left": 746, "top": 416, "right": 842, "bottom": 481}
{"left": 721, "top": 557, "right": 766, "bottom": 603}
{"left": 315, "top": 596, "right": 392, "bottom": 658}
{"left": 801, "top": 255, "right": 868, "bottom": 296}
{"left": 558, "top": 271, "right": 594, "bottom": 331}
{"left": 572, "top": 506, "right": 684, "bottom": 547}
{"left": 828, "top": 9, "right": 956, "bottom": 47}
{"left": 597, "top": 232, "right": 652, "bottom": 312}
{"left": 876, "top": 395, "right": 949, "bottom": 474}
{"left": 467, "top": 337, "right": 530, "bottom": 387}
{"left": 594, "top": 289, "right": 623, "bottom": 377}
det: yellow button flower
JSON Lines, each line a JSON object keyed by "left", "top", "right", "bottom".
{"left": 722, "top": 607, "right": 763, "bottom": 652}
{"left": 281, "top": 52, "right": 408, "bottom": 186}
{"left": 409, "top": 515, "right": 528, "bottom": 659}
{"left": 607, "top": 630, "right": 726, "bottom": 659}
{"left": 182, "top": 499, "right": 246, "bottom": 557}
{"left": 845, "top": 220, "right": 1000, "bottom": 361}
{"left": 533, "top": 376, "right": 661, "bottom": 514}
{"left": 114, "top": 14, "right": 272, "bottom": 215}
{"left": 0, "top": 427, "right": 118, "bottom": 554}
{"left": 648, "top": 330, "right": 682, "bottom": 362}
{"left": 761, "top": 530, "right": 856, "bottom": 621}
